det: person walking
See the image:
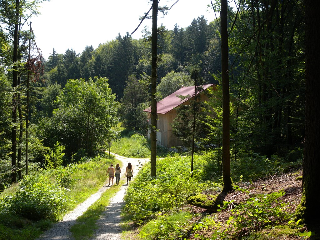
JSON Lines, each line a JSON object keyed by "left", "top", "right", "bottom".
{"left": 115, "top": 163, "right": 121, "bottom": 185}
{"left": 126, "top": 162, "right": 133, "bottom": 185}
{"left": 107, "top": 164, "right": 115, "bottom": 186}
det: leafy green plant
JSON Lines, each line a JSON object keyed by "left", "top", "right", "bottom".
{"left": 6, "top": 173, "right": 67, "bottom": 221}
{"left": 139, "top": 211, "right": 194, "bottom": 240}
{"left": 229, "top": 191, "right": 289, "bottom": 237}
{"left": 54, "top": 166, "right": 75, "bottom": 188}
{"left": 0, "top": 155, "right": 113, "bottom": 240}
{"left": 123, "top": 155, "right": 221, "bottom": 224}
{"left": 44, "top": 141, "right": 65, "bottom": 169}
{"left": 111, "top": 133, "right": 150, "bottom": 157}
{"left": 191, "top": 191, "right": 292, "bottom": 239}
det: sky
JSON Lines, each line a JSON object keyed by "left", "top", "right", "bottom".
{"left": 30, "top": 0, "right": 218, "bottom": 59}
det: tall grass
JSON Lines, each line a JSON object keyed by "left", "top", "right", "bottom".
{"left": 110, "top": 133, "right": 169, "bottom": 158}
{"left": 122, "top": 150, "right": 304, "bottom": 239}
{"left": 111, "top": 133, "right": 150, "bottom": 158}
{"left": 122, "top": 154, "right": 222, "bottom": 225}
{"left": 0, "top": 155, "right": 113, "bottom": 240}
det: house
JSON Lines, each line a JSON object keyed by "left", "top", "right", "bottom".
{"left": 144, "top": 84, "right": 215, "bottom": 148}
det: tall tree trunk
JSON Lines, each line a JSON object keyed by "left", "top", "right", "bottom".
{"left": 150, "top": 0, "right": 158, "bottom": 177}
{"left": 26, "top": 22, "right": 32, "bottom": 175}
{"left": 11, "top": 0, "right": 20, "bottom": 183}
{"left": 18, "top": 87, "right": 23, "bottom": 180}
{"left": 220, "top": 0, "right": 232, "bottom": 192}
{"left": 302, "top": 0, "right": 320, "bottom": 224}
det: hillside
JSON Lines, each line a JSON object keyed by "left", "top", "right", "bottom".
{"left": 188, "top": 170, "right": 305, "bottom": 239}
{"left": 123, "top": 166, "right": 318, "bottom": 239}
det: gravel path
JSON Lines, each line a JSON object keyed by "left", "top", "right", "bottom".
{"left": 36, "top": 154, "right": 149, "bottom": 240}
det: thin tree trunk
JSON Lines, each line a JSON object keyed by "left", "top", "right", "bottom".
{"left": 220, "top": 0, "right": 232, "bottom": 192}
{"left": 190, "top": 84, "right": 197, "bottom": 177}
{"left": 26, "top": 22, "right": 32, "bottom": 175}
{"left": 150, "top": 0, "right": 158, "bottom": 177}
{"left": 11, "top": 0, "right": 20, "bottom": 183}
{"left": 18, "top": 88, "right": 23, "bottom": 180}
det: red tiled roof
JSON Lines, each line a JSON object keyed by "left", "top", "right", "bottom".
{"left": 144, "top": 84, "right": 214, "bottom": 114}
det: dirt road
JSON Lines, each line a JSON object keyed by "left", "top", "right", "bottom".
{"left": 37, "top": 154, "right": 149, "bottom": 240}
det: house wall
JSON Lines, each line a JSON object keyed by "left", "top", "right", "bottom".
{"left": 147, "top": 87, "right": 214, "bottom": 148}
{"left": 158, "top": 89, "right": 212, "bottom": 148}
{"left": 158, "top": 110, "right": 181, "bottom": 148}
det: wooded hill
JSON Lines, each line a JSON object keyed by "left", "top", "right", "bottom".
{"left": 2, "top": 0, "right": 319, "bottom": 238}
{"left": 0, "top": 0, "right": 305, "bottom": 188}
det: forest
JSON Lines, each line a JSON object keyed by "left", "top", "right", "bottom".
{"left": 1, "top": 0, "right": 320, "bottom": 239}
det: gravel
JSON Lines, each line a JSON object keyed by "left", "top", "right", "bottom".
{"left": 36, "top": 154, "right": 149, "bottom": 240}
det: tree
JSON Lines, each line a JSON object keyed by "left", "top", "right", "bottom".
{"left": 172, "top": 71, "right": 211, "bottom": 175}
{"left": 302, "top": 0, "right": 320, "bottom": 226}
{"left": 220, "top": 0, "right": 232, "bottom": 192}
{"left": 39, "top": 78, "right": 119, "bottom": 161}
{"left": 228, "top": 0, "right": 305, "bottom": 157}
{"left": 108, "top": 34, "right": 135, "bottom": 99}
{"left": 120, "top": 75, "right": 149, "bottom": 134}
{"left": 150, "top": 0, "right": 158, "bottom": 177}
{"left": 1, "top": 0, "right": 47, "bottom": 182}
{"left": 156, "top": 70, "right": 193, "bottom": 99}
{"left": 79, "top": 46, "right": 94, "bottom": 80}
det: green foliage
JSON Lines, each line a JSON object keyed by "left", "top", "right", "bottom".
{"left": 187, "top": 193, "right": 216, "bottom": 208}
{"left": 227, "top": 0, "right": 305, "bottom": 157}
{"left": 0, "top": 156, "right": 112, "bottom": 239}
{"left": 230, "top": 191, "right": 288, "bottom": 235}
{"left": 111, "top": 133, "right": 150, "bottom": 158}
{"left": 38, "top": 77, "right": 119, "bottom": 161}
{"left": 54, "top": 166, "right": 75, "bottom": 189}
{"left": 191, "top": 191, "right": 305, "bottom": 239}
{"left": 120, "top": 75, "right": 149, "bottom": 134}
{"left": 200, "top": 149, "right": 302, "bottom": 183}
{"left": 139, "top": 211, "right": 194, "bottom": 240}
{"left": 36, "top": 83, "right": 61, "bottom": 118}
{"left": 4, "top": 173, "right": 67, "bottom": 221}
{"left": 44, "top": 141, "right": 65, "bottom": 169}
{"left": 156, "top": 70, "right": 193, "bottom": 99}
{"left": 123, "top": 155, "right": 221, "bottom": 224}
{"left": 0, "top": 74, "right": 11, "bottom": 184}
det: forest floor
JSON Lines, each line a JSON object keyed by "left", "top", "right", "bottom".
{"left": 186, "top": 169, "right": 320, "bottom": 239}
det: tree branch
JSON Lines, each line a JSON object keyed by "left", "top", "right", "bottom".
{"left": 131, "top": 5, "right": 153, "bottom": 35}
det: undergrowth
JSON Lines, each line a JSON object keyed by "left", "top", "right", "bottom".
{"left": 122, "top": 150, "right": 308, "bottom": 239}
{"left": 0, "top": 155, "right": 113, "bottom": 240}
{"left": 110, "top": 133, "right": 169, "bottom": 158}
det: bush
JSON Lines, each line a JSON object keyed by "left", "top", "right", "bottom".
{"left": 139, "top": 211, "right": 194, "bottom": 240}
{"left": 5, "top": 173, "right": 67, "bottom": 221}
{"left": 123, "top": 155, "right": 221, "bottom": 224}
{"left": 111, "top": 133, "right": 150, "bottom": 158}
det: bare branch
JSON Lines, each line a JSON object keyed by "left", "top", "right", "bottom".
{"left": 131, "top": 5, "right": 153, "bottom": 35}
{"left": 168, "top": 0, "right": 179, "bottom": 10}
{"left": 131, "top": 0, "right": 180, "bottom": 35}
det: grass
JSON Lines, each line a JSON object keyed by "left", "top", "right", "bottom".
{"left": 70, "top": 180, "right": 124, "bottom": 240}
{"left": 111, "top": 133, "right": 170, "bottom": 158}
{"left": 0, "top": 155, "right": 114, "bottom": 240}
{"left": 111, "top": 133, "right": 150, "bottom": 158}
{"left": 121, "top": 150, "right": 311, "bottom": 239}
{"left": 70, "top": 159, "right": 126, "bottom": 240}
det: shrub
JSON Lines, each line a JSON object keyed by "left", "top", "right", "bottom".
{"left": 5, "top": 173, "right": 67, "bottom": 221}
{"left": 111, "top": 133, "right": 150, "bottom": 158}
{"left": 123, "top": 155, "right": 221, "bottom": 224}
{"left": 139, "top": 211, "right": 194, "bottom": 240}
